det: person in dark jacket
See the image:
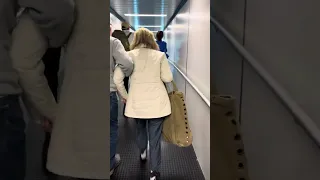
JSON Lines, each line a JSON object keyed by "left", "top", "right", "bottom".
{"left": 156, "top": 31, "right": 169, "bottom": 59}
{"left": 0, "top": 0, "right": 75, "bottom": 179}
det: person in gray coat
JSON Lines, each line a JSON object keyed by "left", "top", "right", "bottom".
{"left": 0, "top": 0, "right": 75, "bottom": 180}
{"left": 110, "top": 36, "right": 133, "bottom": 176}
{"left": 11, "top": 0, "right": 133, "bottom": 179}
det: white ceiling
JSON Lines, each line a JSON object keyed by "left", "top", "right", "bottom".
{"left": 110, "top": 0, "right": 183, "bottom": 31}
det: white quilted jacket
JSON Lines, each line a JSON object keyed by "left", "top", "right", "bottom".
{"left": 114, "top": 47, "right": 173, "bottom": 119}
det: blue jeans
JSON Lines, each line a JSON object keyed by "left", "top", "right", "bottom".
{"left": 0, "top": 95, "right": 26, "bottom": 180}
{"left": 110, "top": 92, "right": 118, "bottom": 169}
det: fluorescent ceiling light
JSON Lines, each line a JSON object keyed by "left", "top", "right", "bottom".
{"left": 138, "top": 25, "right": 162, "bottom": 27}
{"left": 166, "top": 25, "right": 186, "bottom": 29}
{"left": 124, "top": 14, "right": 167, "bottom": 17}
{"left": 176, "top": 13, "right": 189, "bottom": 18}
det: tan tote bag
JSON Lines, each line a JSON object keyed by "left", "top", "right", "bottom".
{"left": 211, "top": 95, "right": 250, "bottom": 180}
{"left": 162, "top": 81, "right": 193, "bottom": 147}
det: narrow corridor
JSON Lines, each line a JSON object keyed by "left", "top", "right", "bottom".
{"left": 111, "top": 103, "right": 205, "bottom": 180}
{"left": 24, "top": 101, "right": 205, "bottom": 180}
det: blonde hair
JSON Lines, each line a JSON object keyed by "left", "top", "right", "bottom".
{"left": 130, "top": 28, "right": 159, "bottom": 50}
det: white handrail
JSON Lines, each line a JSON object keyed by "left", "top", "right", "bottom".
{"left": 168, "top": 60, "right": 210, "bottom": 107}
{"left": 211, "top": 16, "right": 320, "bottom": 147}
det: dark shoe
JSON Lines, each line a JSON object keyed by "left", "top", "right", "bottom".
{"left": 150, "top": 171, "right": 160, "bottom": 180}
{"left": 110, "top": 154, "right": 121, "bottom": 176}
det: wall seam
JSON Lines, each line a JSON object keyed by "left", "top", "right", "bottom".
{"left": 239, "top": 0, "right": 248, "bottom": 124}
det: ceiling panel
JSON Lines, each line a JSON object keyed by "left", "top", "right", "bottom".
{"left": 110, "top": 0, "right": 182, "bottom": 31}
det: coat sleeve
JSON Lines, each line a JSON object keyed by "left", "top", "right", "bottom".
{"left": 160, "top": 54, "right": 173, "bottom": 83}
{"left": 113, "top": 66, "right": 128, "bottom": 99}
{"left": 112, "top": 39, "right": 133, "bottom": 77}
{"left": 18, "top": 0, "right": 75, "bottom": 47}
{"left": 10, "top": 12, "right": 57, "bottom": 122}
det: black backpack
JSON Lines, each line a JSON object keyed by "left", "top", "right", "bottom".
{"left": 112, "top": 30, "right": 132, "bottom": 51}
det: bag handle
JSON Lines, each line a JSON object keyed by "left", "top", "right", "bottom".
{"left": 126, "top": 32, "right": 132, "bottom": 38}
{"left": 170, "top": 81, "right": 178, "bottom": 91}
{"left": 165, "top": 81, "right": 178, "bottom": 92}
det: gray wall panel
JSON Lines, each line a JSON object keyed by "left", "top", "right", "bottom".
{"left": 212, "top": 0, "right": 320, "bottom": 179}
{"left": 211, "top": 0, "right": 245, "bottom": 42}
{"left": 211, "top": 0, "right": 245, "bottom": 120}
{"left": 211, "top": 27, "right": 242, "bottom": 120}
{"left": 241, "top": 62, "right": 320, "bottom": 180}
{"left": 244, "top": 0, "right": 320, "bottom": 127}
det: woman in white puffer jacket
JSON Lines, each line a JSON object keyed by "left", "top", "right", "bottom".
{"left": 113, "top": 27, "right": 173, "bottom": 180}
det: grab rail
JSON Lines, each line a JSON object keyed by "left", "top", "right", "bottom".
{"left": 211, "top": 16, "right": 320, "bottom": 147}
{"left": 167, "top": 60, "right": 210, "bottom": 107}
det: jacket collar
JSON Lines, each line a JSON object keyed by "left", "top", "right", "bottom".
{"left": 135, "top": 44, "right": 147, "bottom": 49}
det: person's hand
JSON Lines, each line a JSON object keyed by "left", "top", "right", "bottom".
{"left": 42, "top": 118, "right": 53, "bottom": 132}
{"left": 122, "top": 98, "right": 127, "bottom": 104}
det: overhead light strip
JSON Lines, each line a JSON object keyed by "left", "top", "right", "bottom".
{"left": 137, "top": 25, "right": 162, "bottom": 27}
{"left": 124, "top": 14, "right": 167, "bottom": 17}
